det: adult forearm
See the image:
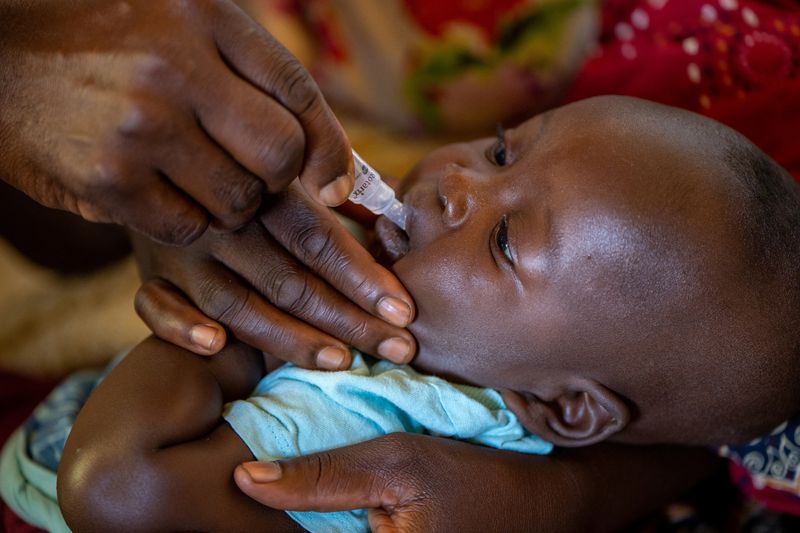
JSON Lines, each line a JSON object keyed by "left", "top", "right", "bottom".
{"left": 231, "top": 433, "right": 721, "bottom": 532}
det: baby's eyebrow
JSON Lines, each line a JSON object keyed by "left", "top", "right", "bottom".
{"left": 540, "top": 111, "right": 554, "bottom": 138}
{"left": 524, "top": 110, "right": 553, "bottom": 147}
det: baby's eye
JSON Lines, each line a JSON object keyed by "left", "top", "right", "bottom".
{"left": 487, "top": 124, "right": 507, "bottom": 166}
{"left": 496, "top": 215, "right": 513, "bottom": 263}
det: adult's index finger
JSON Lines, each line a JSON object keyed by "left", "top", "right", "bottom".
{"left": 211, "top": 1, "right": 352, "bottom": 205}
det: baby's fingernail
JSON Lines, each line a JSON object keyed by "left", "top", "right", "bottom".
{"left": 316, "top": 346, "right": 348, "bottom": 370}
{"left": 378, "top": 337, "right": 412, "bottom": 364}
{"left": 377, "top": 297, "right": 412, "bottom": 327}
{"left": 190, "top": 324, "right": 219, "bottom": 351}
{"left": 319, "top": 174, "right": 353, "bottom": 206}
{"left": 241, "top": 461, "right": 282, "bottom": 483}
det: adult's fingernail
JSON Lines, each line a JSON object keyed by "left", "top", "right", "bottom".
{"left": 241, "top": 461, "right": 282, "bottom": 483}
{"left": 190, "top": 324, "right": 219, "bottom": 351}
{"left": 377, "top": 297, "right": 412, "bottom": 327}
{"left": 378, "top": 337, "right": 412, "bottom": 364}
{"left": 316, "top": 346, "right": 348, "bottom": 370}
{"left": 319, "top": 174, "right": 353, "bottom": 206}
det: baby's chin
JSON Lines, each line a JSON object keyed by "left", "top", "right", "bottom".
{"left": 408, "top": 342, "right": 481, "bottom": 387}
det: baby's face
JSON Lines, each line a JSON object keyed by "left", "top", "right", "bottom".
{"left": 375, "top": 96, "right": 736, "bottom": 393}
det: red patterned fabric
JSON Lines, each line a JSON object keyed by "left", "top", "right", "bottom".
{"left": 729, "top": 461, "right": 800, "bottom": 516}
{"left": 566, "top": 0, "right": 800, "bottom": 181}
{"left": 400, "top": 0, "right": 529, "bottom": 39}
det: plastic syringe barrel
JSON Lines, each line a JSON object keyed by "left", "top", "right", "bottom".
{"left": 350, "top": 151, "right": 407, "bottom": 229}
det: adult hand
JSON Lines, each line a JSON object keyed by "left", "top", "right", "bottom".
{"left": 233, "top": 435, "right": 721, "bottom": 533}
{"left": 0, "top": 0, "right": 352, "bottom": 245}
{"left": 233, "top": 433, "right": 572, "bottom": 533}
{"left": 134, "top": 181, "right": 416, "bottom": 369}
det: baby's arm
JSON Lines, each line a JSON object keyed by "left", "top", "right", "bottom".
{"left": 57, "top": 336, "right": 301, "bottom": 532}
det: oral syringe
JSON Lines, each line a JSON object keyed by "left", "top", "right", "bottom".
{"left": 350, "top": 150, "right": 407, "bottom": 230}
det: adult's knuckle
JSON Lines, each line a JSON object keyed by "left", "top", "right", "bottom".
{"left": 131, "top": 54, "right": 176, "bottom": 90}
{"left": 350, "top": 276, "right": 382, "bottom": 306}
{"left": 116, "top": 100, "right": 168, "bottom": 139}
{"left": 377, "top": 435, "right": 430, "bottom": 475}
{"left": 162, "top": 215, "right": 207, "bottom": 246}
{"left": 295, "top": 223, "right": 340, "bottom": 267}
{"left": 86, "top": 159, "right": 129, "bottom": 195}
{"left": 274, "top": 59, "right": 320, "bottom": 116}
{"left": 340, "top": 319, "right": 370, "bottom": 345}
{"left": 262, "top": 266, "right": 313, "bottom": 315}
{"left": 196, "top": 277, "right": 246, "bottom": 323}
{"left": 209, "top": 165, "right": 263, "bottom": 216}
{"left": 255, "top": 123, "right": 304, "bottom": 192}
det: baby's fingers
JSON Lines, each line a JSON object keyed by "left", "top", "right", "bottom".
{"left": 135, "top": 279, "right": 227, "bottom": 356}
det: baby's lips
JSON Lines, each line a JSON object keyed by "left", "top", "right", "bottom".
{"left": 374, "top": 215, "right": 410, "bottom": 265}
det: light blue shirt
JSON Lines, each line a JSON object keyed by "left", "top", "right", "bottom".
{"left": 223, "top": 353, "right": 551, "bottom": 533}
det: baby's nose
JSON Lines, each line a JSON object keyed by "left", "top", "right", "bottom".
{"left": 438, "top": 164, "right": 476, "bottom": 228}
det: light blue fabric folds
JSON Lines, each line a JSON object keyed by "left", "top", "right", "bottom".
{"left": 0, "top": 353, "right": 550, "bottom": 533}
{"left": 223, "top": 353, "right": 551, "bottom": 533}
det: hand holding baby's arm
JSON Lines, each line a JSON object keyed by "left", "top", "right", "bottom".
{"left": 133, "top": 181, "right": 416, "bottom": 370}
{"left": 234, "top": 435, "right": 720, "bottom": 532}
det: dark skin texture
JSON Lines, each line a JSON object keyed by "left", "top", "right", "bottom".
{"left": 379, "top": 95, "right": 800, "bottom": 448}
{"left": 0, "top": 0, "right": 416, "bottom": 364}
{"left": 143, "top": 96, "right": 800, "bottom": 447}
{"left": 0, "top": 0, "right": 353, "bottom": 243}
{"left": 234, "top": 436, "right": 717, "bottom": 532}
{"left": 128, "top": 97, "right": 799, "bottom": 527}
{"left": 132, "top": 182, "right": 416, "bottom": 368}
{"left": 60, "top": 96, "right": 761, "bottom": 531}
{"left": 58, "top": 337, "right": 301, "bottom": 532}
{"left": 59, "top": 335, "right": 718, "bottom": 533}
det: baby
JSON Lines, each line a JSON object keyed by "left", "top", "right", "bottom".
{"left": 49, "top": 95, "right": 800, "bottom": 531}
{"left": 385, "top": 94, "right": 800, "bottom": 449}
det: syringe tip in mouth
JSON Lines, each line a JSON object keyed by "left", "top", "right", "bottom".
{"left": 383, "top": 198, "right": 407, "bottom": 230}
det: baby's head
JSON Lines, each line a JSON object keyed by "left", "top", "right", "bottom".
{"left": 375, "top": 96, "right": 800, "bottom": 448}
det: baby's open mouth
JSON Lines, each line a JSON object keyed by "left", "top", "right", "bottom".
{"left": 374, "top": 215, "right": 410, "bottom": 265}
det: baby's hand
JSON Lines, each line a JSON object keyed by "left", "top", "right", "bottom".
{"left": 133, "top": 182, "right": 416, "bottom": 369}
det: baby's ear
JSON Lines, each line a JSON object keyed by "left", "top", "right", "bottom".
{"left": 501, "top": 378, "right": 630, "bottom": 447}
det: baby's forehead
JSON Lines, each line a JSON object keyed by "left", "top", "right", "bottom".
{"left": 529, "top": 109, "right": 741, "bottom": 275}
{"left": 533, "top": 101, "right": 734, "bottom": 199}
{"left": 533, "top": 96, "right": 728, "bottom": 158}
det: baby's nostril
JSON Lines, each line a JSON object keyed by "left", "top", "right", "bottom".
{"left": 437, "top": 168, "right": 474, "bottom": 228}
{"left": 443, "top": 195, "right": 469, "bottom": 228}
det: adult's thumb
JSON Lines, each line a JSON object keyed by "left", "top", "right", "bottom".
{"left": 234, "top": 442, "right": 409, "bottom": 512}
